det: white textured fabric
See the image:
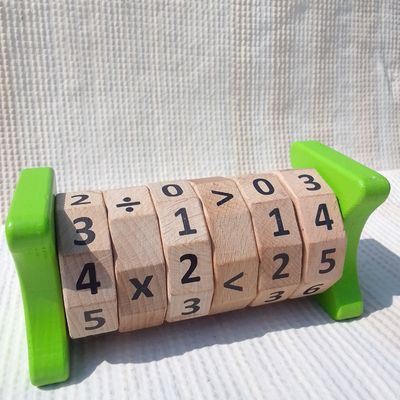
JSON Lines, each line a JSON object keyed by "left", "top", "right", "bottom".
{"left": 1, "top": 1, "right": 400, "bottom": 398}
{"left": 1, "top": 170, "right": 400, "bottom": 399}
{"left": 1, "top": 1, "right": 400, "bottom": 223}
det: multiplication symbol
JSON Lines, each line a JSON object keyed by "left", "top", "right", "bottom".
{"left": 116, "top": 197, "right": 140, "bottom": 212}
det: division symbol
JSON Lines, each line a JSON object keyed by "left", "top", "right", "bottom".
{"left": 116, "top": 197, "right": 140, "bottom": 212}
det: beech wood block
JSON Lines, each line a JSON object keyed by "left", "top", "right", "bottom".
{"left": 189, "top": 177, "right": 259, "bottom": 315}
{"left": 233, "top": 173, "right": 303, "bottom": 306}
{"left": 276, "top": 169, "right": 347, "bottom": 298}
{"left": 55, "top": 191, "right": 118, "bottom": 339}
{"left": 103, "top": 186, "right": 167, "bottom": 332}
{"left": 147, "top": 180, "right": 214, "bottom": 322}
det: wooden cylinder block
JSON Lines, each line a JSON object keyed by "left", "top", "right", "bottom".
{"left": 55, "top": 169, "right": 347, "bottom": 338}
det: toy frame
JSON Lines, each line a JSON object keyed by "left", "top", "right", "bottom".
{"left": 5, "top": 141, "right": 390, "bottom": 386}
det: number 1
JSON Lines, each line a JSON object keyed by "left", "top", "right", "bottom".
{"left": 269, "top": 208, "right": 290, "bottom": 237}
{"left": 175, "top": 208, "right": 197, "bottom": 236}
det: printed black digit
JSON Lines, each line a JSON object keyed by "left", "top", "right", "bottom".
{"left": 315, "top": 203, "right": 334, "bottom": 230}
{"left": 272, "top": 253, "right": 290, "bottom": 280}
{"left": 76, "top": 262, "right": 101, "bottom": 294}
{"left": 269, "top": 208, "right": 290, "bottom": 237}
{"left": 303, "top": 284, "right": 323, "bottom": 295}
{"left": 319, "top": 249, "right": 336, "bottom": 274}
{"left": 175, "top": 208, "right": 197, "bottom": 236}
{"left": 265, "top": 291, "right": 285, "bottom": 303}
{"left": 70, "top": 194, "right": 91, "bottom": 206}
{"left": 162, "top": 184, "right": 183, "bottom": 197}
{"left": 181, "top": 298, "right": 201, "bottom": 315}
{"left": 73, "top": 217, "right": 96, "bottom": 245}
{"left": 298, "top": 174, "right": 322, "bottom": 191}
{"left": 180, "top": 254, "right": 200, "bottom": 284}
{"left": 84, "top": 309, "right": 106, "bottom": 331}
{"left": 252, "top": 178, "right": 275, "bottom": 195}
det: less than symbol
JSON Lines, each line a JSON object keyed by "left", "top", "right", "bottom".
{"left": 223, "top": 272, "right": 244, "bottom": 291}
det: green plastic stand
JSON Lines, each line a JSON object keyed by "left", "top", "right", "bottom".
{"left": 290, "top": 141, "right": 390, "bottom": 320}
{"left": 5, "top": 168, "right": 69, "bottom": 386}
{"left": 5, "top": 141, "right": 390, "bottom": 386}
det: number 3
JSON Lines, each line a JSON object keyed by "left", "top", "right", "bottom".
{"left": 264, "top": 291, "right": 285, "bottom": 303}
{"left": 181, "top": 298, "right": 200, "bottom": 315}
{"left": 73, "top": 217, "right": 96, "bottom": 245}
{"left": 298, "top": 174, "right": 321, "bottom": 191}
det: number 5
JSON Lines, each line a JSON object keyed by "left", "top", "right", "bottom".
{"left": 319, "top": 248, "right": 336, "bottom": 274}
{"left": 84, "top": 309, "right": 106, "bottom": 331}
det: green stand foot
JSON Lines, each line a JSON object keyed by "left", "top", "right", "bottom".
{"left": 290, "top": 141, "right": 390, "bottom": 320}
{"left": 5, "top": 168, "right": 69, "bottom": 386}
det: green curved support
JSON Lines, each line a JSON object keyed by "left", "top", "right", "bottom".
{"left": 290, "top": 141, "right": 390, "bottom": 320}
{"left": 5, "top": 168, "right": 69, "bottom": 386}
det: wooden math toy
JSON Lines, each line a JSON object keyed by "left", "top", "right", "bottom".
{"left": 5, "top": 141, "right": 390, "bottom": 386}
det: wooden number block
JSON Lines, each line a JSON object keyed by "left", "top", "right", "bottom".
{"left": 189, "top": 177, "right": 259, "bottom": 315}
{"left": 147, "top": 180, "right": 214, "bottom": 323}
{"left": 276, "top": 169, "right": 347, "bottom": 298}
{"left": 233, "top": 173, "right": 303, "bottom": 306}
{"left": 55, "top": 191, "right": 118, "bottom": 339}
{"left": 103, "top": 186, "right": 167, "bottom": 332}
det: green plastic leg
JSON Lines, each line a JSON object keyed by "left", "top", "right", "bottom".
{"left": 290, "top": 141, "right": 390, "bottom": 320}
{"left": 5, "top": 168, "right": 69, "bottom": 386}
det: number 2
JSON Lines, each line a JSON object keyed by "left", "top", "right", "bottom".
{"left": 272, "top": 253, "right": 290, "bottom": 280}
{"left": 180, "top": 254, "right": 200, "bottom": 284}
{"left": 71, "top": 194, "right": 91, "bottom": 206}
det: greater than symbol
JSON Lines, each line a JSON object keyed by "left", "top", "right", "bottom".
{"left": 116, "top": 197, "right": 141, "bottom": 212}
{"left": 211, "top": 190, "right": 234, "bottom": 207}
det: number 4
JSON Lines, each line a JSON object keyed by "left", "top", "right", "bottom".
{"left": 76, "top": 262, "right": 101, "bottom": 294}
{"left": 315, "top": 203, "right": 334, "bottom": 230}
